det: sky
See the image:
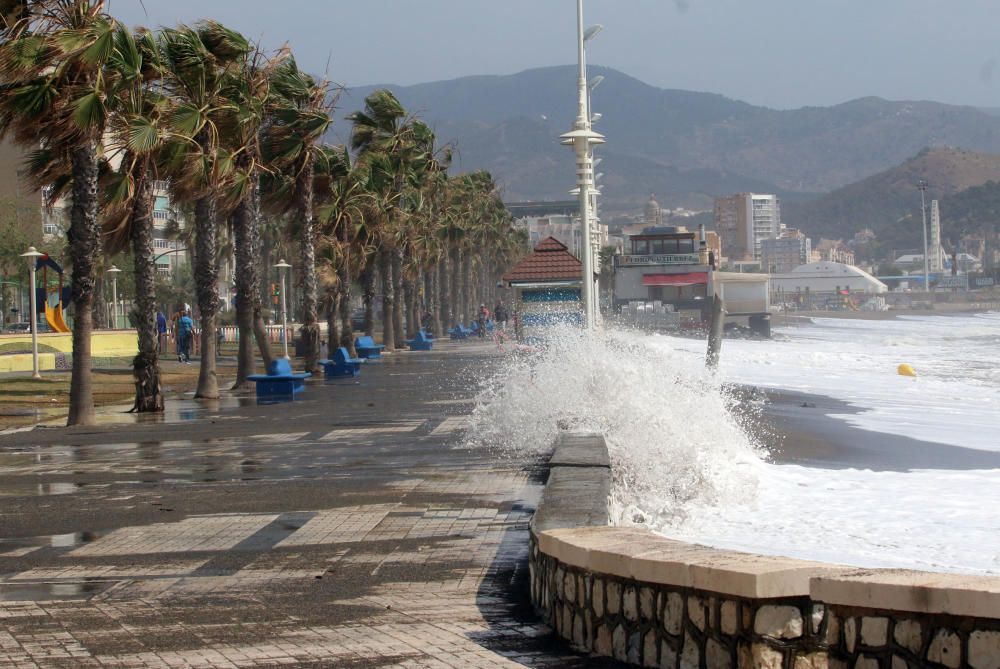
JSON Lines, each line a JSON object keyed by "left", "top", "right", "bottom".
{"left": 107, "top": 0, "right": 1000, "bottom": 110}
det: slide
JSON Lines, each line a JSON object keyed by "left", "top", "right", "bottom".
{"left": 45, "top": 301, "right": 71, "bottom": 333}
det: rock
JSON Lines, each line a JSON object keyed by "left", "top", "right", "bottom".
{"left": 643, "top": 631, "right": 659, "bottom": 668}
{"left": 681, "top": 632, "right": 701, "bottom": 669}
{"left": 927, "top": 629, "right": 961, "bottom": 669}
{"left": 593, "top": 578, "right": 605, "bottom": 618}
{"left": 755, "top": 605, "right": 804, "bottom": 639}
{"left": 561, "top": 603, "right": 572, "bottom": 639}
{"left": 624, "top": 585, "right": 639, "bottom": 622}
{"left": 969, "top": 630, "right": 1000, "bottom": 669}
{"left": 640, "top": 587, "right": 656, "bottom": 621}
{"left": 829, "top": 659, "right": 849, "bottom": 669}
{"left": 662, "top": 640, "right": 678, "bottom": 669}
{"left": 794, "top": 652, "right": 829, "bottom": 669}
{"left": 613, "top": 624, "right": 628, "bottom": 663}
{"left": 721, "top": 600, "right": 739, "bottom": 636}
{"left": 629, "top": 631, "right": 642, "bottom": 665}
{"left": 572, "top": 612, "right": 585, "bottom": 649}
{"left": 664, "top": 592, "right": 683, "bottom": 636}
{"left": 860, "top": 617, "right": 889, "bottom": 648}
{"left": 827, "top": 614, "right": 841, "bottom": 647}
{"left": 688, "top": 596, "right": 706, "bottom": 631}
{"left": 845, "top": 618, "right": 857, "bottom": 654}
{"left": 579, "top": 574, "right": 589, "bottom": 608}
{"left": 892, "top": 655, "right": 908, "bottom": 669}
{"left": 751, "top": 642, "right": 784, "bottom": 669}
{"left": 738, "top": 642, "right": 752, "bottom": 669}
{"left": 893, "top": 619, "right": 922, "bottom": 655}
{"left": 555, "top": 566, "right": 565, "bottom": 600}
{"left": 811, "top": 604, "right": 826, "bottom": 634}
{"left": 595, "top": 624, "right": 612, "bottom": 656}
{"left": 607, "top": 581, "right": 622, "bottom": 616}
{"left": 707, "top": 638, "right": 731, "bottom": 669}
{"left": 564, "top": 571, "right": 576, "bottom": 604}
{"left": 854, "top": 655, "right": 879, "bottom": 669}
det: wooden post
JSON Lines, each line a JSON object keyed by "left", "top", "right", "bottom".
{"left": 706, "top": 295, "right": 725, "bottom": 368}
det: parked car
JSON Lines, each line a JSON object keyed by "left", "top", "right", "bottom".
{"left": 3, "top": 322, "right": 31, "bottom": 333}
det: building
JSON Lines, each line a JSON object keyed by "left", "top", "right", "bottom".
{"left": 770, "top": 261, "right": 888, "bottom": 296}
{"left": 502, "top": 236, "right": 585, "bottom": 343}
{"left": 713, "top": 192, "right": 781, "bottom": 261}
{"left": 814, "top": 239, "right": 855, "bottom": 266}
{"left": 508, "top": 200, "right": 608, "bottom": 259}
{"left": 643, "top": 194, "right": 663, "bottom": 227}
{"left": 612, "top": 226, "right": 711, "bottom": 314}
{"left": 760, "top": 229, "right": 812, "bottom": 273}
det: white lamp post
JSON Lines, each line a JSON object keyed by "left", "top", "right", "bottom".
{"left": 560, "top": 0, "right": 605, "bottom": 329}
{"left": 107, "top": 264, "right": 122, "bottom": 329}
{"left": 274, "top": 259, "right": 292, "bottom": 358}
{"left": 917, "top": 181, "right": 930, "bottom": 291}
{"left": 20, "top": 246, "right": 44, "bottom": 379}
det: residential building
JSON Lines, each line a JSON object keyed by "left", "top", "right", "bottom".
{"left": 760, "top": 229, "right": 811, "bottom": 273}
{"left": 508, "top": 200, "right": 608, "bottom": 259}
{"left": 713, "top": 192, "right": 781, "bottom": 261}
{"left": 814, "top": 239, "right": 856, "bottom": 266}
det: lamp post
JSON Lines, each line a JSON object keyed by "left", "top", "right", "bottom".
{"left": 917, "top": 181, "right": 930, "bottom": 291}
{"left": 20, "top": 246, "right": 43, "bottom": 379}
{"left": 274, "top": 259, "right": 291, "bottom": 358}
{"left": 107, "top": 264, "right": 122, "bottom": 329}
{"left": 560, "top": 0, "right": 604, "bottom": 329}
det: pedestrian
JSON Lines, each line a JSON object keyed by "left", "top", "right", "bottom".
{"left": 477, "top": 303, "right": 489, "bottom": 339}
{"left": 493, "top": 301, "right": 508, "bottom": 331}
{"left": 177, "top": 310, "right": 194, "bottom": 363}
{"left": 156, "top": 310, "right": 167, "bottom": 353}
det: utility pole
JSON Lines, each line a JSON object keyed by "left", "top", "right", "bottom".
{"left": 918, "top": 180, "right": 930, "bottom": 291}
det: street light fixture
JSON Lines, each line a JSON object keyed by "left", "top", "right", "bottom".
{"left": 274, "top": 259, "right": 292, "bottom": 358}
{"left": 107, "top": 264, "right": 122, "bottom": 329}
{"left": 19, "top": 246, "right": 44, "bottom": 379}
{"left": 917, "top": 181, "right": 930, "bottom": 291}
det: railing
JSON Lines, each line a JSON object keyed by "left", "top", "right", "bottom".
{"left": 614, "top": 253, "right": 702, "bottom": 267}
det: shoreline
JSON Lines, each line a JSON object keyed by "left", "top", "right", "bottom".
{"left": 774, "top": 301, "right": 998, "bottom": 325}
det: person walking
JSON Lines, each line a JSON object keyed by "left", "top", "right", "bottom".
{"left": 476, "top": 304, "right": 489, "bottom": 339}
{"left": 176, "top": 310, "right": 194, "bottom": 363}
{"left": 493, "top": 300, "right": 508, "bottom": 331}
{"left": 156, "top": 310, "right": 167, "bottom": 354}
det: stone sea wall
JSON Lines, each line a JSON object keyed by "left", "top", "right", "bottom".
{"left": 529, "top": 433, "right": 1000, "bottom": 669}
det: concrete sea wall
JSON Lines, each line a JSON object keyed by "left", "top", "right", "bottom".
{"left": 530, "top": 433, "right": 1000, "bottom": 668}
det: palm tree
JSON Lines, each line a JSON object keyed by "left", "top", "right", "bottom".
{"left": 101, "top": 25, "right": 167, "bottom": 412}
{"left": 0, "top": 0, "right": 119, "bottom": 425}
{"left": 264, "top": 56, "right": 330, "bottom": 371}
{"left": 158, "top": 21, "right": 250, "bottom": 399}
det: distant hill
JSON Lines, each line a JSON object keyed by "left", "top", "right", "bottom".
{"left": 783, "top": 147, "right": 1000, "bottom": 254}
{"left": 328, "top": 66, "right": 1000, "bottom": 211}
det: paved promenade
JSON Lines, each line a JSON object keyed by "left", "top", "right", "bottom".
{"left": 0, "top": 341, "right": 619, "bottom": 668}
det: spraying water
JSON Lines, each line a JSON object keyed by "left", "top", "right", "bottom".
{"left": 467, "top": 326, "right": 766, "bottom": 528}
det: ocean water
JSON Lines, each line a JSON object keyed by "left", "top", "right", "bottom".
{"left": 469, "top": 314, "right": 1000, "bottom": 575}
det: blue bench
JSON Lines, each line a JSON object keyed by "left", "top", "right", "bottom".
{"left": 449, "top": 324, "right": 473, "bottom": 340}
{"left": 320, "top": 346, "right": 364, "bottom": 377}
{"left": 470, "top": 319, "right": 495, "bottom": 336}
{"left": 406, "top": 330, "right": 434, "bottom": 351}
{"left": 354, "top": 335, "right": 385, "bottom": 359}
{"left": 248, "top": 358, "right": 311, "bottom": 398}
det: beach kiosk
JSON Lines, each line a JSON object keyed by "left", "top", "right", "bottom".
{"left": 503, "top": 236, "right": 587, "bottom": 344}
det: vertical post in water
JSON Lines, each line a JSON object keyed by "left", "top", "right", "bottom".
{"left": 706, "top": 295, "right": 725, "bottom": 368}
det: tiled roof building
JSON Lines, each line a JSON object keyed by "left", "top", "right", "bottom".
{"left": 503, "top": 237, "right": 583, "bottom": 284}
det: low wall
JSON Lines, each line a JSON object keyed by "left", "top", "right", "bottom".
{"left": 0, "top": 331, "right": 138, "bottom": 373}
{"left": 530, "top": 433, "right": 1000, "bottom": 668}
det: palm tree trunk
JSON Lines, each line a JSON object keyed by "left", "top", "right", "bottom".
{"left": 378, "top": 248, "right": 395, "bottom": 351}
{"left": 194, "top": 194, "right": 220, "bottom": 399}
{"left": 337, "top": 240, "right": 356, "bottom": 356}
{"left": 461, "top": 249, "right": 472, "bottom": 324}
{"left": 129, "top": 168, "right": 163, "bottom": 412}
{"left": 66, "top": 143, "right": 100, "bottom": 426}
{"left": 248, "top": 183, "right": 273, "bottom": 374}
{"left": 361, "top": 258, "right": 375, "bottom": 336}
{"left": 453, "top": 246, "right": 464, "bottom": 326}
{"left": 439, "top": 253, "right": 451, "bottom": 329}
{"left": 231, "top": 204, "right": 258, "bottom": 389}
{"left": 404, "top": 272, "right": 417, "bottom": 338}
{"left": 429, "top": 264, "right": 443, "bottom": 337}
{"left": 296, "top": 160, "right": 320, "bottom": 372}
{"left": 326, "top": 288, "right": 339, "bottom": 358}
{"left": 391, "top": 247, "right": 405, "bottom": 348}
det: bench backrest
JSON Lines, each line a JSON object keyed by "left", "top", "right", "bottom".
{"left": 333, "top": 346, "right": 351, "bottom": 363}
{"left": 356, "top": 336, "right": 376, "bottom": 348}
{"left": 416, "top": 330, "right": 431, "bottom": 341}
{"left": 269, "top": 357, "right": 293, "bottom": 376}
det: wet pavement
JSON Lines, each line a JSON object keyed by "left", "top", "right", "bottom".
{"left": 0, "top": 341, "right": 622, "bottom": 668}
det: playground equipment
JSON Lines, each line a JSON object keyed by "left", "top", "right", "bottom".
{"left": 36, "top": 254, "right": 71, "bottom": 333}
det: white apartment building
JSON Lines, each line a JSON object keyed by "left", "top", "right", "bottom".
{"left": 714, "top": 192, "right": 782, "bottom": 261}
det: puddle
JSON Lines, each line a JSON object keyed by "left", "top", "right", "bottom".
{"left": 0, "top": 529, "right": 107, "bottom": 555}
{"left": 0, "top": 482, "right": 90, "bottom": 497}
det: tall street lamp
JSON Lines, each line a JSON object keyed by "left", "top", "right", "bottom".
{"left": 107, "top": 264, "right": 122, "bottom": 329}
{"left": 917, "top": 181, "right": 930, "bottom": 291}
{"left": 274, "top": 259, "right": 292, "bottom": 358}
{"left": 560, "top": 0, "right": 604, "bottom": 329}
{"left": 20, "top": 246, "right": 43, "bottom": 379}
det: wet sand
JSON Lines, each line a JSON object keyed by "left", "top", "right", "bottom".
{"left": 756, "top": 388, "right": 1000, "bottom": 471}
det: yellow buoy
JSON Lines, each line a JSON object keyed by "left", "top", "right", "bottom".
{"left": 897, "top": 363, "right": 917, "bottom": 377}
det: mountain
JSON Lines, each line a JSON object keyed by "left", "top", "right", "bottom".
{"left": 782, "top": 147, "right": 1000, "bottom": 254}
{"left": 328, "top": 66, "right": 1000, "bottom": 211}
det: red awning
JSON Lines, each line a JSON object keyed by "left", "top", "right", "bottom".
{"left": 642, "top": 272, "right": 709, "bottom": 287}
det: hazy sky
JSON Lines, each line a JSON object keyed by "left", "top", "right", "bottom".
{"left": 107, "top": 0, "right": 1000, "bottom": 110}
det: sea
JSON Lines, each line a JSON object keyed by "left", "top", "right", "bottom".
{"left": 469, "top": 312, "right": 1000, "bottom": 575}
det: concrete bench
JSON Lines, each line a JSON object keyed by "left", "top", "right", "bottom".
{"left": 449, "top": 324, "right": 472, "bottom": 340}
{"left": 406, "top": 330, "right": 434, "bottom": 351}
{"left": 320, "top": 346, "right": 364, "bottom": 378}
{"left": 354, "top": 335, "right": 385, "bottom": 359}
{"left": 248, "top": 358, "right": 311, "bottom": 398}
